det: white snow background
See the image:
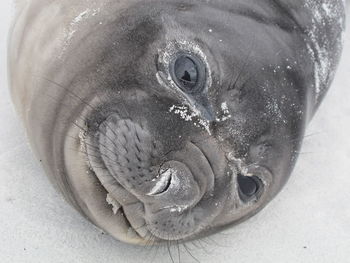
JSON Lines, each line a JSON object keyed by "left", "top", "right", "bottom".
{"left": 0, "top": 1, "right": 349, "bottom": 263}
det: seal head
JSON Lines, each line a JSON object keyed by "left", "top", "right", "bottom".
{"left": 8, "top": 0, "right": 345, "bottom": 244}
{"left": 75, "top": 2, "right": 308, "bottom": 243}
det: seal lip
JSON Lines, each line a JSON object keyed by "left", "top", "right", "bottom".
{"left": 169, "top": 52, "right": 207, "bottom": 95}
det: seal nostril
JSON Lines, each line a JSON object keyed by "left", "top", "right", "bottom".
{"left": 147, "top": 168, "right": 173, "bottom": 196}
{"left": 159, "top": 172, "right": 172, "bottom": 194}
{"left": 237, "top": 174, "right": 259, "bottom": 201}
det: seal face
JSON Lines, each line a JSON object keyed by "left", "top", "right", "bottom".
{"left": 8, "top": 0, "right": 345, "bottom": 244}
{"left": 77, "top": 2, "right": 302, "bottom": 241}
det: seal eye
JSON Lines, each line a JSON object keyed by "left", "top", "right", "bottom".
{"left": 170, "top": 53, "right": 205, "bottom": 93}
{"left": 174, "top": 56, "right": 198, "bottom": 87}
{"left": 237, "top": 174, "right": 261, "bottom": 202}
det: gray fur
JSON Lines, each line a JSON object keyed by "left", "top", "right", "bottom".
{"left": 8, "top": 0, "right": 345, "bottom": 244}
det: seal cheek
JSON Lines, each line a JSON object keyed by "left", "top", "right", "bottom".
{"left": 249, "top": 142, "right": 272, "bottom": 160}
{"left": 96, "top": 115, "right": 163, "bottom": 195}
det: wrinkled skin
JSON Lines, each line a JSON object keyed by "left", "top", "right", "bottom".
{"left": 8, "top": 0, "right": 345, "bottom": 244}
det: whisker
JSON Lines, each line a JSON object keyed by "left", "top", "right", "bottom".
{"left": 176, "top": 240, "right": 181, "bottom": 263}
{"left": 37, "top": 76, "right": 97, "bottom": 111}
{"left": 182, "top": 242, "right": 201, "bottom": 263}
{"left": 296, "top": 151, "right": 314, "bottom": 155}
{"left": 167, "top": 239, "right": 175, "bottom": 263}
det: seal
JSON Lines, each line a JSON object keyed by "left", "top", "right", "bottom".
{"left": 8, "top": 0, "right": 345, "bottom": 244}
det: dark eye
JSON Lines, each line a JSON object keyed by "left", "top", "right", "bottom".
{"left": 170, "top": 53, "right": 206, "bottom": 93}
{"left": 174, "top": 56, "right": 198, "bottom": 86}
{"left": 237, "top": 174, "right": 261, "bottom": 202}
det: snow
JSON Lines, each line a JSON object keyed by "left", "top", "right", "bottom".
{"left": 169, "top": 104, "right": 212, "bottom": 134}
{"left": 305, "top": 0, "right": 345, "bottom": 99}
{"left": 106, "top": 194, "right": 121, "bottom": 214}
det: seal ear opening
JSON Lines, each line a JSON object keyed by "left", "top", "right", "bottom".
{"left": 237, "top": 174, "right": 263, "bottom": 202}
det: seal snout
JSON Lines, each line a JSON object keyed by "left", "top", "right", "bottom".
{"left": 85, "top": 112, "right": 272, "bottom": 242}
